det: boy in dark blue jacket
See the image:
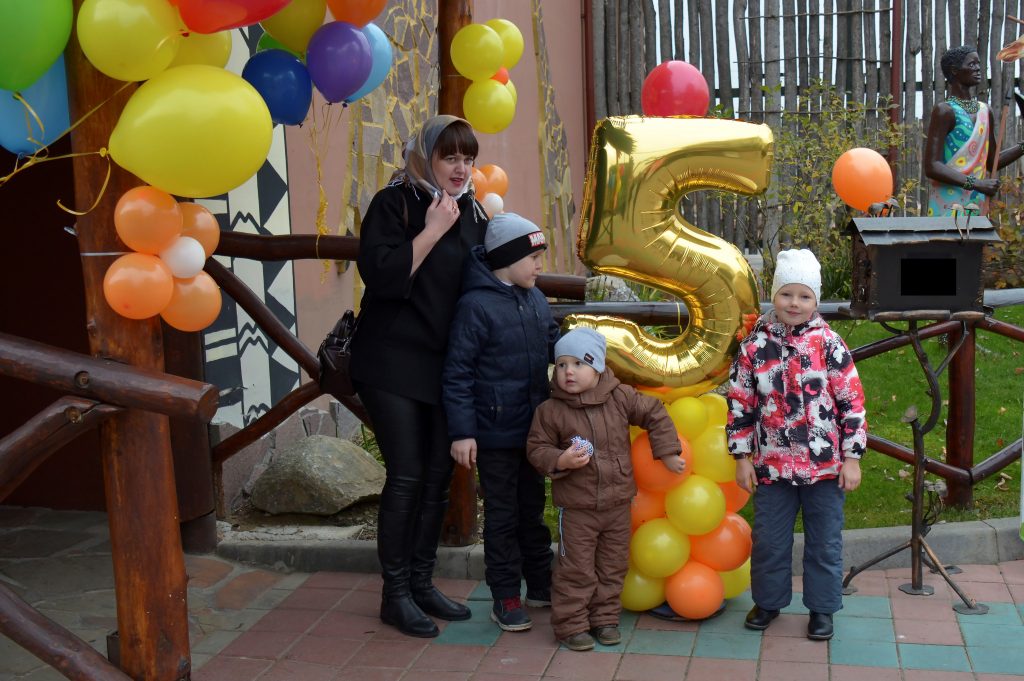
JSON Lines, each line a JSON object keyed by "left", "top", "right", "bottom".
{"left": 442, "top": 212, "right": 560, "bottom": 632}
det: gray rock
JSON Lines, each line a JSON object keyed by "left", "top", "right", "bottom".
{"left": 300, "top": 407, "right": 335, "bottom": 438}
{"left": 586, "top": 275, "right": 640, "bottom": 302}
{"left": 250, "top": 436, "right": 385, "bottom": 516}
{"left": 272, "top": 411, "right": 307, "bottom": 451}
{"left": 329, "top": 400, "right": 364, "bottom": 441}
{"left": 221, "top": 433, "right": 272, "bottom": 514}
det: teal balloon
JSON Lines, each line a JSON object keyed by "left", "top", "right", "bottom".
{"left": 257, "top": 32, "right": 303, "bottom": 60}
{"left": 0, "top": 56, "right": 70, "bottom": 156}
{"left": 345, "top": 23, "right": 392, "bottom": 103}
{"left": 0, "top": 0, "right": 73, "bottom": 91}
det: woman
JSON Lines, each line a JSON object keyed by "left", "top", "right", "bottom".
{"left": 924, "top": 45, "right": 1024, "bottom": 216}
{"left": 350, "top": 115, "right": 488, "bottom": 637}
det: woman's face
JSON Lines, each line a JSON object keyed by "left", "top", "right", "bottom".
{"left": 431, "top": 150, "right": 474, "bottom": 196}
{"left": 953, "top": 52, "right": 982, "bottom": 87}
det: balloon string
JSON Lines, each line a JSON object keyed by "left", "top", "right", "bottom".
{"left": 307, "top": 102, "right": 344, "bottom": 281}
{"left": 57, "top": 149, "right": 112, "bottom": 216}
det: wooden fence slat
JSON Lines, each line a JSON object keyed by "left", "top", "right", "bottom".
{"left": 617, "top": 0, "right": 629, "bottom": 114}
{"left": 880, "top": 0, "right": 892, "bottom": 105}
{"left": 837, "top": 0, "right": 848, "bottom": 95}
{"left": 593, "top": 0, "right": 607, "bottom": 119}
{"left": 978, "top": 0, "right": 991, "bottom": 100}
{"left": 823, "top": 0, "right": 834, "bottom": 85}
{"left": 935, "top": 0, "right": 948, "bottom": 111}
{"left": 749, "top": 0, "right": 764, "bottom": 117}
{"left": 797, "top": 0, "right": 808, "bottom": 90}
{"left": 865, "top": 0, "right": 879, "bottom": 110}
{"left": 699, "top": 0, "right": 717, "bottom": 96}
{"left": 992, "top": 0, "right": 1006, "bottom": 106}
{"left": 922, "top": 0, "right": 934, "bottom": 127}
{"left": 783, "top": 0, "right": 797, "bottom": 109}
{"left": 949, "top": 0, "right": 962, "bottom": 45}
{"left": 658, "top": 0, "right": 672, "bottom": 62}
{"left": 643, "top": 0, "right": 657, "bottom": 75}
{"left": 852, "top": 0, "right": 866, "bottom": 108}
{"left": 964, "top": 0, "right": 978, "bottom": 48}
{"left": 630, "top": 1, "right": 646, "bottom": 111}
{"left": 689, "top": 0, "right": 701, "bottom": 66}
{"left": 716, "top": 0, "right": 734, "bottom": 108}
{"left": 734, "top": 0, "right": 751, "bottom": 118}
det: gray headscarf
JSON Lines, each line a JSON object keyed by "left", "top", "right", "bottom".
{"left": 388, "top": 115, "right": 478, "bottom": 201}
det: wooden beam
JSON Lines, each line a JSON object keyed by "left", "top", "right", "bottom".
{"left": 0, "top": 582, "right": 131, "bottom": 681}
{"left": 0, "top": 397, "right": 121, "bottom": 502}
{"left": 0, "top": 332, "right": 217, "bottom": 422}
{"left": 65, "top": 2, "right": 191, "bottom": 676}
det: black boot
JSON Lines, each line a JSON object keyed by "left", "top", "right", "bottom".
{"left": 410, "top": 498, "right": 471, "bottom": 621}
{"left": 378, "top": 507, "right": 439, "bottom": 637}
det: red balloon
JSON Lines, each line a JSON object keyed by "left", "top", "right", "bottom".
{"left": 641, "top": 60, "right": 710, "bottom": 117}
{"left": 178, "top": 0, "right": 291, "bottom": 34}
{"left": 664, "top": 561, "right": 724, "bottom": 620}
{"left": 326, "top": 0, "right": 385, "bottom": 27}
{"left": 689, "top": 512, "right": 752, "bottom": 572}
{"left": 631, "top": 432, "right": 692, "bottom": 493}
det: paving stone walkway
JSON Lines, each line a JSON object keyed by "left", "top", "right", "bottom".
{"left": 2, "top": 507, "right": 1023, "bottom": 680}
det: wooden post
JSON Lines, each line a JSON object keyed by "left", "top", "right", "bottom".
{"left": 438, "top": 0, "right": 478, "bottom": 547}
{"left": 945, "top": 322, "right": 975, "bottom": 508}
{"left": 65, "top": 3, "right": 192, "bottom": 678}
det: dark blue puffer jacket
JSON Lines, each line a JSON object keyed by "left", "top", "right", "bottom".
{"left": 442, "top": 245, "right": 561, "bottom": 449}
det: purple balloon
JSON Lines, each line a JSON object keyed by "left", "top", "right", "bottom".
{"left": 306, "top": 21, "right": 372, "bottom": 104}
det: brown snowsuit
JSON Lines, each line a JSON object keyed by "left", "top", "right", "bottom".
{"left": 526, "top": 368, "right": 681, "bottom": 640}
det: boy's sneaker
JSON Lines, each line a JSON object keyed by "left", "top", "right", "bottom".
{"left": 591, "top": 626, "right": 621, "bottom": 646}
{"left": 491, "top": 597, "right": 533, "bottom": 631}
{"left": 559, "top": 631, "right": 595, "bottom": 651}
{"left": 524, "top": 588, "right": 551, "bottom": 607}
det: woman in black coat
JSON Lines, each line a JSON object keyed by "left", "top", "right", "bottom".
{"left": 350, "top": 115, "right": 488, "bottom": 637}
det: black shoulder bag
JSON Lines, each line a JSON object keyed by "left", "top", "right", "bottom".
{"left": 317, "top": 310, "right": 359, "bottom": 397}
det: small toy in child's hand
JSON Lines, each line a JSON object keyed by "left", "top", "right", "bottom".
{"left": 570, "top": 435, "right": 594, "bottom": 458}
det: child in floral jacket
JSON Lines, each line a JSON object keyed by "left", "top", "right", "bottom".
{"left": 726, "top": 248, "right": 867, "bottom": 642}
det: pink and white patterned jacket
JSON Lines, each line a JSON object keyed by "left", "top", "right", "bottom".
{"left": 726, "top": 311, "right": 867, "bottom": 485}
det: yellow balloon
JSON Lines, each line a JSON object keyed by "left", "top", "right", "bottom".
{"left": 484, "top": 18, "right": 525, "bottom": 69}
{"left": 719, "top": 558, "right": 751, "bottom": 599}
{"left": 463, "top": 79, "right": 515, "bottom": 134}
{"left": 699, "top": 392, "right": 730, "bottom": 426}
{"left": 691, "top": 426, "right": 735, "bottom": 483}
{"left": 667, "top": 396, "right": 708, "bottom": 440}
{"left": 629, "top": 425, "right": 643, "bottom": 442}
{"left": 629, "top": 518, "right": 690, "bottom": 578}
{"left": 567, "top": 117, "right": 773, "bottom": 393}
{"left": 109, "top": 65, "right": 273, "bottom": 199}
{"left": 506, "top": 78, "right": 517, "bottom": 105}
{"left": 261, "top": 0, "right": 326, "bottom": 54}
{"left": 451, "top": 24, "right": 503, "bottom": 81}
{"left": 665, "top": 474, "right": 726, "bottom": 536}
{"left": 77, "top": 0, "right": 181, "bottom": 82}
{"left": 621, "top": 568, "right": 666, "bottom": 612}
{"left": 169, "top": 31, "right": 232, "bottom": 68}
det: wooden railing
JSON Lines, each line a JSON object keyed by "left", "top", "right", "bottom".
{"left": 0, "top": 332, "right": 218, "bottom": 681}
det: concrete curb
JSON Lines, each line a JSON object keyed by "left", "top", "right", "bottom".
{"left": 216, "top": 517, "right": 1024, "bottom": 578}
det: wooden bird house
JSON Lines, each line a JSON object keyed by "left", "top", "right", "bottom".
{"left": 846, "top": 216, "right": 1000, "bottom": 319}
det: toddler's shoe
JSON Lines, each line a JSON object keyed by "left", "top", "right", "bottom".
{"left": 524, "top": 587, "right": 551, "bottom": 607}
{"left": 491, "top": 596, "right": 532, "bottom": 632}
{"left": 591, "top": 625, "right": 621, "bottom": 646}
{"left": 744, "top": 605, "right": 779, "bottom": 630}
{"left": 559, "top": 631, "right": 595, "bottom": 651}
{"left": 807, "top": 612, "right": 833, "bottom": 640}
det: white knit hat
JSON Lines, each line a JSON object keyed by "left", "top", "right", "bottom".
{"left": 554, "top": 328, "right": 606, "bottom": 373}
{"left": 771, "top": 249, "right": 822, "bottom": 301}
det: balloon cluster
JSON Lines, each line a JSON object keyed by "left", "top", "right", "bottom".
{"left": 623, "top": 393, "right": 753, "bottom": 620}
{"left": 103, "top": 186, "right": 223, "bottom": 332}
{"left": 471, "top": 164, "right": 510, "bottom": 217}
{"left": 831, "top": 147, "right": 893, "bottom": 212}
{"left": 450, "top": 19, "right": 523, "bottom": 134}
{"left": 641, "top": 60, "right": 710, "bottom": 117}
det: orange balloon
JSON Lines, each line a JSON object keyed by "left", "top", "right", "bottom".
{"left": 471, "top": 166, "right": 490, "bottom": 196}
{"left": 480, "top": 163, "right": 509, "bottom": 197}
{"left": 689, "top": 512, "right": 752, "bottom": 572}
{"left": 160, "top": 272, "right": 223, "bottom": 331}
{"left": 831, "top": 147, "right": 893, "bottom": 211}
{"left": 664, "top": 560, "right": 724, "bottom": 620}
{"left": 630, "top": 488, "right": 666, "bottom": 532}
{"left": 325, "top": 0, "right": 384, "bottom": 26}
{"left": 103, "top": 253, "right": 174, "bottom": 320}
{"left": 491, "top": 66, "right": 509, "bottom": 84}
{"left": 178, "top": 202, "right": 220, "bottom": 258}
{"left": 719, "top": 479, "right": 751, "bottom": 513}
{"left": 631, "top": 432, "right": 692, "bottom": 493}
{"left": 114, "top": 186, "right": 183, "bottom": 255}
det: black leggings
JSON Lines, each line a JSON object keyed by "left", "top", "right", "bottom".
{"left": 357, "top": 382, "right": 454, "bottom": 590}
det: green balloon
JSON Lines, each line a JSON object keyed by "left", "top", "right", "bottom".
{"left": 0, "top": 0, "right": 73, "bottom": 91}
{"left": 256, "top": 32, "right": 304, "bottom": 60}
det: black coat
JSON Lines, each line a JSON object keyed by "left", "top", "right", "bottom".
{"left": 442, "top": 246, "right": 561, "bottom": 448}
{"left": 350, "top": 184, "right": 487, "bottom": 405}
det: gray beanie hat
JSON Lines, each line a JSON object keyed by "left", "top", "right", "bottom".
{"left": 771, "top": 248, "right": 822, "bottom": 301}
{"left": 554, "top": 327, "right": 606, "bottom": 373}
{"left": 485, "top": 212, "right": 547, "bottom": 270}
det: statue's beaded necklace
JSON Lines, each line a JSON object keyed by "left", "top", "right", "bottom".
{"left": 947, "top": 95, "right": 980, "bottom": 114}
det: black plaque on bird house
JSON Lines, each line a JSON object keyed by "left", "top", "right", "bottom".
{"left": 846, "top": 216, "right": 1000, "bottom": 319}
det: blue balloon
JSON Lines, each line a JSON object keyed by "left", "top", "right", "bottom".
{"left": 345, "top": 23, "right": 393, "bottom": 104}
{"left": 241, "top": 49, "right": 313, "bottom": 126}
{"left": 0, "top": 55, "right": 69, "bottom": 156}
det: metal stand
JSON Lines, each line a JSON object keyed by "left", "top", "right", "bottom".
{"left": 840, "top": 318, "right": 988, "bottom": 615}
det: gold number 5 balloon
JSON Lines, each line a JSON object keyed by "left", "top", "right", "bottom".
{"left": 568, "top": 116, "right": 774, "bottom": 398}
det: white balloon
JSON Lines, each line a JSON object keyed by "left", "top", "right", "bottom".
{"left": 160, "top": 236, "right": 206, "bottom": 279}
{"left": 481, "top": 192, "right": 504, "bottom": 217}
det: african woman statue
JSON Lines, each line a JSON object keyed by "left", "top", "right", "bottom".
{"left": 924, "top": 45, "right": 1024, "bottom": 216}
